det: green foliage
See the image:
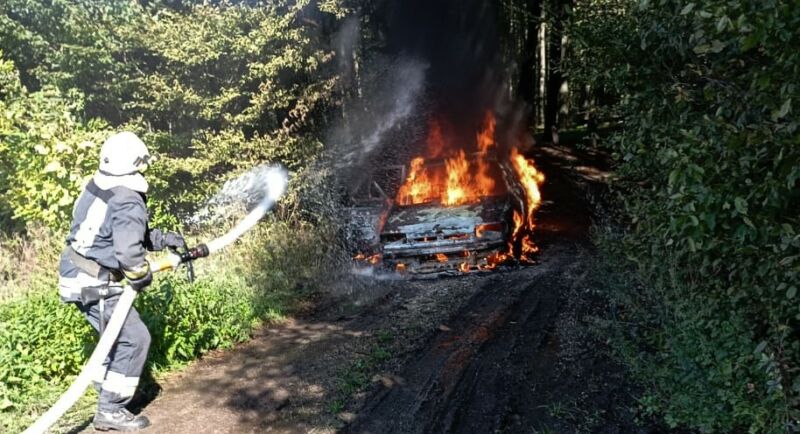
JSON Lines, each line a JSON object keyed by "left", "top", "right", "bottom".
{"left": 1, "top": 0, "right": 342, "bottom": 227}
{"left": 330, "top": 332, "right": 393, "bottom": 414}
{"left": 0, "top": 52, "right": 111, "bottom": 230}
{"left": 0, "top": 225, "right": 62, "bottom": 302}
{"left": 0, "top": 218, "right": 336, "bottom": 432}
{"left": 569, "top": 0, "right": 800, "bottom": 432}
{"left": 0, "top": 1, "right": 351, "bottom": 431}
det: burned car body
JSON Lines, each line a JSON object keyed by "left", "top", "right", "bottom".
{"left": 380, "top": 195, "right": 512, "bottom": 274}
{"left": 348, "top": 153, "right": 524, "bottom": 275}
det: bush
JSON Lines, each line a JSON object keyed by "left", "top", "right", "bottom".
{"left": 0, "top": 225, "right": 61, "bottom": 302}
{"left": 0, "top": 52, "right": 110, "bottom": 231}
{"left": 569, "top": 0, "right": 800, "bottom": 432}
{"left": 0, "top": 216, "right": 337, "bottom": 433}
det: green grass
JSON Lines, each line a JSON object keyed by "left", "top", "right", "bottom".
{"left": 0, "top": 219, "right": 338, "bottom": 433}
{"left": 329, "top": 331, "right": 394, "bottom": 415}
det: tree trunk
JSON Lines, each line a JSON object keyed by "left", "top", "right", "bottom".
{"left": 544, "top": 0, "right": 564, "bottom": 132}
{"left": 518, "top": 0, "right": 542, "bottom": 110}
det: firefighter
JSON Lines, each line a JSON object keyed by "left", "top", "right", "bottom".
{"left": 58, "top": 131, "right": 184, "bottom": 431}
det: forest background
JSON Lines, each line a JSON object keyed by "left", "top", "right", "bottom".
{"left": 0, "top": 0, "right": 797, "bottom": 433}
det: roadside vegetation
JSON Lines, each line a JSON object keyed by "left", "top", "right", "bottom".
{"left": 1, "top": 0, "right": 797, "bottom": 433}
{"left": 500, "top": 0, "right": 798, "bottom": 431}
{"left": 0, "top": 0, "right": 349, "bottom": 431}
{"left": 564, "top": 1, "right": 800, "bottom": 432}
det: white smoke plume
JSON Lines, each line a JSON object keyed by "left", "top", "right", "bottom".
{"left": 329, "top": 57, "right": 429, "bottom": 169}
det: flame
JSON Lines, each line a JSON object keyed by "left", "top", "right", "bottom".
{"left": 396, "top": 263, "right": 407, "bottom": 273}
{"left": 482, "top": 148, "right": 545, "bottom": 269}
{"left": 475, "top": 112, "right": 496, "bottom": 197}
{"left": 353, "top": 253, "right": 382, "bottom": 265}
{"left": 391, "top": 111, "right": 546, "bottom": 273}
{"left": 476, "top": 112, "right": 496, "bottom": 153}
{"left": 443, "top": 149, "right": 470, "bottom": 205}
{"left": 510, "top": 147, "right": 545, "bottom": 229}
{"left": 508, "top": 147, "right": 546, "bottom": 263}
{"left": 396, "top": 111, "right": 500, "bottom": 207}
{"left": 397, "top": 157, "right": 436, "bottom": 205}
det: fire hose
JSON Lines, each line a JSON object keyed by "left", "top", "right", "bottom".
{"left": 23, "top": 167, "right": 287, "bottom": 434}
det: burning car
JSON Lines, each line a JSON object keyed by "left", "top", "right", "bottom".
{"left": 350, "top": 112, "right": 545, "bottom": 276}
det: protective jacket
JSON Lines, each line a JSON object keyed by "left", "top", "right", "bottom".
{"left": 58, "top": 178, "right": 168, "bottom": 302}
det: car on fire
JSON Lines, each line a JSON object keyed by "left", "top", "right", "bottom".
{"left": 347, "top": 152, "right": 527, "bottom": 276}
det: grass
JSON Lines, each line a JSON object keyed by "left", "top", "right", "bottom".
{"left": 329, "top": 331, "right": 394, "bottom": 415}
{"left": 0, "top": 225, "right": 60, "bottom": 303}
{"left": 1, "top": 218, "right": 340, "bottom": 433}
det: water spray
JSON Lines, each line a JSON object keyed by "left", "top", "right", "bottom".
{"left": 23, "top": 165, "right": 289, "bottom": 434}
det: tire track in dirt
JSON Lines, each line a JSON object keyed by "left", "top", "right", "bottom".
{"left": 67, "top": 143, "right": 658, "bottom": 434}
{"left": 343, "top": 250, "right": 570, "bottom": 434}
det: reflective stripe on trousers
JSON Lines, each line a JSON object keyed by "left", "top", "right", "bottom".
{"left": 76, "top": 294, "right": 151, "bottom": 412}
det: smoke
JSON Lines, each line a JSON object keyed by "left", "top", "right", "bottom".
{"left": 329, "top": 57, "right": 429, "bottom": 171}
{"left": 333, "top": 17, "right": 360, "bottom": 84}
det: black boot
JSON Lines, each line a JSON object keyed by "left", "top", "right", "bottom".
{"left": 93, "top": 408, "right": 151, "bottom": 431}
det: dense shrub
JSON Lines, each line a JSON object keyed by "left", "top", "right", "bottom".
{"left": 0, "top": 53, "right": 110, "bottom": 230}
{"left": 0, "top": 3, "right": 351, "bottom": 431}
{"left": 0, "top": 217, "right": 337, "bottom": 433}
{"left": 569, "top": 0, "right": 800, "bottom": 432}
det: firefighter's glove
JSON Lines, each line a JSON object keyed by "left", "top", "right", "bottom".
{"left": 164, "top": 231, "right": 186, "bottom": 249}
{"left": 123, "top": 262, "right": 153, "bottom": 292}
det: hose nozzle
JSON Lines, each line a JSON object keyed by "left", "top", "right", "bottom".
{"left": 180, "top": 244, "right": 210, "bottom": 263}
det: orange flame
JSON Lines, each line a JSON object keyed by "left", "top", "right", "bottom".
{"left": 510, "top": 147, "right": 545, "bottom": 229}
{"left": 353, "top": 253, "right": 382, "bottom": 265}
{"left": 482, "top": 148, "right": 545, "bottom": 269}
{"left": 392, "top": 111, "right": 546, "bottom": 272}
{"left": 436, "top": 253, "right": 448, "bottom": 263}
{"left": 509, "top": 147, "right": 545, "bottom": 263}
{"left": 475, "top": 112, "right": 497, "bottom": 198}
{"left": 396, "top": 111, "right": 500, "bottom": 207}
{"left": 397, "top": 157, "right": 436, "bottom": 205}
{"left": 443, "top": 149, "right": 470, "bottom": 205}
{"left": 476, "top": 112, "right": 496, "bottom": 153}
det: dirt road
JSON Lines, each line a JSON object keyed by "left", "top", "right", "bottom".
{"left": 79, "top": 146, "right": 655, "bottom": 433}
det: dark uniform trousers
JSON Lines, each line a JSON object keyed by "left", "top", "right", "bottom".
{"left": 76, "top": 295, "right": 151, "bottom": 412}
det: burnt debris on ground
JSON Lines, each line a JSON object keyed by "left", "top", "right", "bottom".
{"left": 123, "top": 143, "right": 671, "bottom": 434}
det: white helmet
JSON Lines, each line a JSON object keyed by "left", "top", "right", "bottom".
{"left": 94, "top": 132, "right": 151, "bottom": 193}
{"left": 99, "top": 131, "right": 151, "bottom": 175}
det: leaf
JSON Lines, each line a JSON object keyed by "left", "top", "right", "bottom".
{"left": 44, "top": 161, "right": 62, "bottom": 173}
{"left": 0, "top": 398, "right": 12, "bottom": 410}
{"left": 775, "top": 99, "right": 791, "bottom": 120}
{"left": 734, "top": 197, "right": 748, "bottom": 215}
{"left": 754, "top": 341, "right": 768, "bottom": 354}
{"left": 788, "top": 286, "right": 798, "bottom": 300}
{"left": 681, "top": 3, "right": 695, "bottom": 15}
{"left": 716, "top": 16, "right": 730, "bottom": 32}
